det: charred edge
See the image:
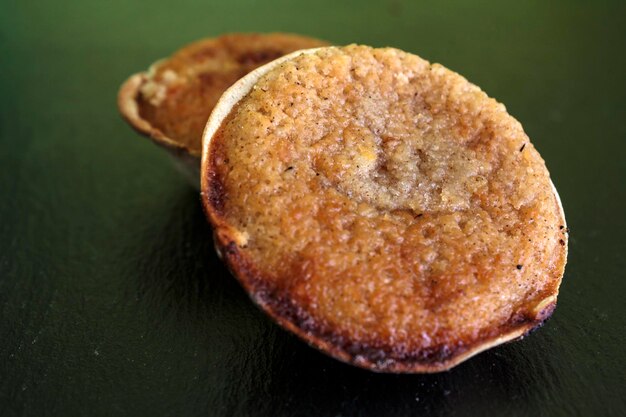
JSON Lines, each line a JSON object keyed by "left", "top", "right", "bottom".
{"left": 535, "top": 301, "right": 557, "bottom": 323}
{"left": 508, "top": 309, "right": 539, "bottom": 328}
{"left": 206, "top": 170, "right": 225, "bottom": 216}
{"left": 344, "top": 340, "right": 468, "bottom": 370}
{"left": 219, "top": 238, "right": 555, "bottom": 371}
{"left": 205, "top": 107, "right": 244, "bottom": 219}
{"left": 205, "top": 127, "right": 230, "bottom": 217}
{"left": 221, "top": 243, "right": 471, "bottom": 368}
{"left": 505, "top": 304, "right": 555, "bottom": 340}
{"left": 224, "top": 241, "right": 239, "bottom": 256}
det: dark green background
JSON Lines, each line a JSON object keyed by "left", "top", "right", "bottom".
{"left": 1, "top": 1, "right": 625, "bottom": 416}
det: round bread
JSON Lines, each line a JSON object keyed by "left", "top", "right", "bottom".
{"left": 201, "top": 45, "right": 568, "bottom": 373}
{"left": 117, "top": 33, "right": 328, "bottom": 183}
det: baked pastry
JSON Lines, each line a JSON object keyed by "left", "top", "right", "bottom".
{"left": 117, "top": 33, "right": 328, "bottom": 185}
{"left": 202, "top": 45, "right": 568, "bottom": 372}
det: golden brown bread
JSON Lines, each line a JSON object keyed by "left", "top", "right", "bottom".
{"left": 202, "top": 45, "right": 568, "bottom": 372}
{"left": 117, "top": 33, "right": 328, "bottom": 183}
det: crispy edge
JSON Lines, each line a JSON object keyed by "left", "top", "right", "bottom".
{"left": 204, "top": 171, "right": 566, "bottom": 372}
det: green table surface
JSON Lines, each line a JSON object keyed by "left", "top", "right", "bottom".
{"left": 1, "top": 1, "right": 625, "bottom": 416}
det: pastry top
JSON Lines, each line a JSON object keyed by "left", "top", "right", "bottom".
{"left": 135, "top": 33, "right": 328, "bottom": 155}
{"left": 204, "top": 45, "right": 567, "bottom": 372}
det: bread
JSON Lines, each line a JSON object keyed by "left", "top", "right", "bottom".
{"left": 202, "top": 45, "right": 568, "bottom": 373}
{"left": 117, "top": 33, "right": 328, "bottom": 184}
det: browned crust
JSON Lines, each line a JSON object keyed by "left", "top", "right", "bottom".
{"left": 117, "top": 33, "right": 329, "bottom": 183}
{"left": 117, "top": 73, "right": 188, "bottom": 153}
{"left": 117, "top": 72, "right": 201, "bottom": 183}
{"left": 200, "top": 48, "right": 568, "bottom": 373}
{"left": 205, "top": 177, "right": 564, "bottom": 373}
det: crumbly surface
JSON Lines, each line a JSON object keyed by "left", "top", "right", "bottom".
{"left": 209, "top": 45, "right": 567, "bottom": 365}
{"left": 137, "top": 33, "right": 327, "bottom": 155}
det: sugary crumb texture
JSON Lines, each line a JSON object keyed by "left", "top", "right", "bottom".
{"left": 208, "top": 45, "right": 567, "bottom": 370}
{"left": 137, "top": 33, "right": 327, "bottom": 155}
